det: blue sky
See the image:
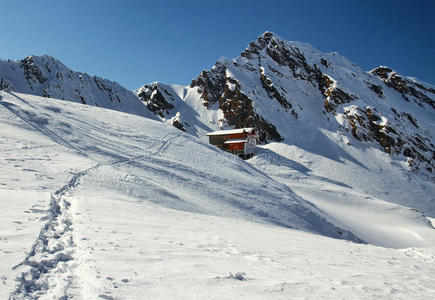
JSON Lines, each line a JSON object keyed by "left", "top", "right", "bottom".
{"left": 0, "top": 0, "right": 434, "bottom": 89}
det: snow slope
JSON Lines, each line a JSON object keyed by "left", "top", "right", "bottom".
{"left": 0, "top": 91, "right": 352, "bottom": 298}
{"left": 1, "top": 91, "right": 434, "bottom": 299}
{"left": 248, "top": 141, "right": 435, "bottom": 248}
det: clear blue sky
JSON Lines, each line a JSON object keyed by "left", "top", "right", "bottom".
{"left": 1, "top": 0, "right": 434, "bottom": 89}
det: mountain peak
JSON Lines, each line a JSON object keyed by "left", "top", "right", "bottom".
{"left": 258, "top": 31, "right": 276, "bottom": 39}
{"left": 370, "top": 66, "right": 395, "bottom": 80}
{"left": 22, "top": 54, "right": 63, "bottom": 65}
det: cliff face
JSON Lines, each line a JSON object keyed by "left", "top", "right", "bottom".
{"left": 0, "top": 55, "right": 155, "bottom": 119}
{"left": 139, "top": 32, "right": 434, "bottom": 174}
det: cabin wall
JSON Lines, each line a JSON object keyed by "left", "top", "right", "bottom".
{"left": 227, "top": 133, "right": 245, "bottom": 139}
{"left": 227, "top": 142, "right": 245, "bottom": 152}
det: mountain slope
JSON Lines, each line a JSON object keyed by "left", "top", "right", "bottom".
{"left": 0, "top": 91, "right": 363, "bottom": 239}
{"left": 134, "top": 33, "right": 435, "bottom": 229}
{"left": 0, "top": 55, "right": 156, "bottom": 119}
{"left": 139, "top": 32, "right": 434, "bottom": 177}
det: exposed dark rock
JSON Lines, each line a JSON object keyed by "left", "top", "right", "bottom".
{"left": 259, "top": 67, "right": 292, "bottom": 109}
{"left": 42, "top": 88, "right": 51, "bottom": 98}
{"left": 342, "top": 104, "right": 434, "bottom": 171}
{"left": 371, "top": 66, "right": 435, "bottom": 109}
{"left": 20, "top": 56, "right": 47, "bottom": 85}
{"left": 0, "top": 77, "right": 12, "bottom": 91}
{"left": 320, "top": 58, "right": 331, "bottom": 68}
{"left": 245, "top": 32, "right": 325, "bottom": 89}
{"left": 45, "top": 63, "right": 52, "bottom": 73}
{"left": 403, "top": 148, "right": 413, "bottom": 158}
{"left": 190, "top": 63, "right": 227, "bottom": 108}
{"left": 240, "top": 32, "right": 273, "bottom": 59}
{"left": 371, "top": 66, "right": 392, "bottom": 80}
{"left": 190, "top": 59, "right": 283, "bottom": 142}
{"left": 367, "top": 83, "right": 384, "bottom": 98}
{"left": 402, "top": 112, "right": 419, "bottom": 128}
{"left": 137, "top": 84, "right": 175, "bottom": 118}
{"left": 172, "top": 118, "right": 186, "bottom": 132}
{"left": 344, "top": 107, "right": 396, "bottom": 154}
{"left": 330, "top": 88, "right": 356, "bottom": 105}
{"left": 220, "top": 79, "right": 282, "bottom": 142}
{"left": 318, "top": 74, "right": 356, "bottom": 113}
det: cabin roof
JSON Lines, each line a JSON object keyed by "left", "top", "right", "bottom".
{"left": 224, "top": 139, "right": 248, "bottom": 144}
{"left": 206, "top": 128, "right": 254, "bottom": 136}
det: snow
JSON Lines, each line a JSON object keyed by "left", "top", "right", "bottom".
{"left": 224, "top": 139, "right": 248, "bottom": 144}
{"left": 206, "top": 128, "right": 254, "bottom": 136}
{"left": 1, "top": 91, "right": 434, "bottom": 299}
{"left": 70, "top": 198, "right": 435, "bottom": 299}
{"left": 249, "top": 141, "right": 435, "bottom": 248}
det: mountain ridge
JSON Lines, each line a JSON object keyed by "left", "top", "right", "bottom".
{"left": 0, "top": 32, "right": 434, "bottom": 176}
{"left": 0, "top": 54, "right": 156, "bottom": 119}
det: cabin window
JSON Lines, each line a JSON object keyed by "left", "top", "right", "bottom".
{"left": 209, "top": 136, "right": 225, "bottom": 145}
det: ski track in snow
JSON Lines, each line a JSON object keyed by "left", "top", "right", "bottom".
{"left": 9, "top": 127, "right": 180, "bottom": 299}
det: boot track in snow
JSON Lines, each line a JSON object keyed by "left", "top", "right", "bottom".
{"left": 9, "top": 133, "right": 181, "bottom": 299}
{"left": 9, "top": 166, "right": 97, "bottom": 300}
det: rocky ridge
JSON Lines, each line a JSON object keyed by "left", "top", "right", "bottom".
{"left": 0, "top": 55, "right": 155, "bottom": 118}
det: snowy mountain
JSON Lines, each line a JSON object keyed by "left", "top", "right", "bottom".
{"left": 138, "top": 32, "right": 434, "bottom": 176}
{"left": 0, "top": 32, "right": 435, "bottom": 299}
{"left": 0, "top": 55, "right": 156, "bottom": 119}
{"left": 1, "top": 92, "right": 434, "bottom": 299}
{"left": 134, "top": 33, "right": 435, "bottom": 252}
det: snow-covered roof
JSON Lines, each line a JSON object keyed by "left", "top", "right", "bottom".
{"left": 224, "top": 139, "right": 247, "bottom": 144}
{"left": 206, "top": 128, "right": 254, "bottom": 136}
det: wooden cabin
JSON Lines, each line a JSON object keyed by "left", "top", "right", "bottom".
{"left": 206, "top": 128, "right": 258, "bottom": 159}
